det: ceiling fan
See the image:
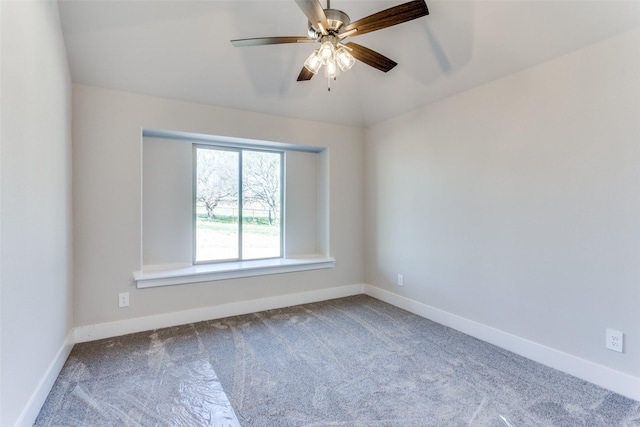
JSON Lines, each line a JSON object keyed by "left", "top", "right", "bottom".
{"left": 231, "top": 0, "right": 429, "bottom": 90}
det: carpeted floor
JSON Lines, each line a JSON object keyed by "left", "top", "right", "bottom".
{"left": 35, "top": 295, "right": 640, "bottom": 426}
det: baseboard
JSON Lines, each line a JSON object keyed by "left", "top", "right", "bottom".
{"left": 14, "top": 329, "right": 74, "bottom": 427}
{"left": 363, "top": 285, "right": 640, "bottom": 402}
{"left": 75, "top": 284, "right": 365, "bottom": 343}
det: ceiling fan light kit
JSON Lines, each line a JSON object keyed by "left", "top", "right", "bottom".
{"left": 303, "top": 36, "right": 356, "bottom": 88}
{"left": 231, "top": 0, "right": 429, "bottom": 91}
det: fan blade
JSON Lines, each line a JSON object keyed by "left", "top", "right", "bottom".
{"left": 297, "top": 66, "right": 315, "bottom": 81}
{"left": 295, "top": 0, "right": 329, "bottom": 34}
{"left": 231, "top": 36, "right": 310, "bottom": 47}
{"left": 343, "top": 0, "right": 429, "bottom": 37}
{"left": 345, "top": 42, "right": 397, "bottom": 72}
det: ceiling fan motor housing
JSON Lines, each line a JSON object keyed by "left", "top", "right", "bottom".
{"left": 308, "top": 8, "right": 351, "bottom": 39}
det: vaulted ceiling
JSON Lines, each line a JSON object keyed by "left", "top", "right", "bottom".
{"left": 58, "top": 0, "right": 640, "bottom": 127}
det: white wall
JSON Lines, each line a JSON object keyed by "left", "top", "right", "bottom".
{"left": 0, "top": 1, "right": 74, "bottom": 426}
{"left": 365, "top": 28, "right": 640, "bottom": 379}
{"left": 73, "top": 85, "right": 364, "bottom": 327}
{"left": 283, "top": 150, "right": 319, "bottom": 256}
{"left": 142, "top": 137, "right": 193, "bottom": 267}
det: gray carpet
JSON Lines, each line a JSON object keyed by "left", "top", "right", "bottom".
{"left": 35, "top": 295, "right": 640, "bottom": 426}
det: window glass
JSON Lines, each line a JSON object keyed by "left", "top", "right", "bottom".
{"left": 194, "top": 146, "right": 282, "bottom": 263}
{"left": 242, "top": 150, "right": 282, "bottom": 260}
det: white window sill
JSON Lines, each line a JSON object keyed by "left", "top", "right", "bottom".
{"left": 133, "top": 256, "right": 336, "bottom": 289}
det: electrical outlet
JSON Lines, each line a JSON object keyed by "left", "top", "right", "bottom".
{"left": 397, "top": 274, "right": 404, "bottom": 287}
{"left": 118, "top": 292, "right": 130, "bottom": 308}
{"left": 606, "top": 328, "right": 623, "bottom": 353}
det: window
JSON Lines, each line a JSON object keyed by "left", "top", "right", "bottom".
{"left": 194, "top": 145, "right": 283, "bottom": 263}
{"left": 136, "top": 129, "right": 333, "bottom": 288}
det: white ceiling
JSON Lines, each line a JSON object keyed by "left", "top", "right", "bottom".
{"left": 58, "top": 0, "right": 640, "bottom": 127}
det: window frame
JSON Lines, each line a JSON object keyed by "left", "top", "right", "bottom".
{"left": 192, "top": 143, "right": 284, "bottom": 265}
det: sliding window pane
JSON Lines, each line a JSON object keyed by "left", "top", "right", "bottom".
{"left": 242, "top": 150, "right": 282, "bottom": 260}
{"left": 195, "top": 147, "right": 239, "bottom": 262}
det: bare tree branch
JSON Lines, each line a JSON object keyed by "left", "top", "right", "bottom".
{"left": 196, "top": 149, "right": 238, "bottom": 219}
{"left": 243, "top": 151, "right": 281, "bottom": 225}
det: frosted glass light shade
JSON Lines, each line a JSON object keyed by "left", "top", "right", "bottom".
{"left": 336, "top": 47, "right": 355, "bottom": 71}
{"left": 319, "top": 41, "right": 334, "bottom": 60}
{"left": 304, "top": 50, "right": 323, "bottom": 74}
{"left": 324, "top": 59, "right": 340, "bottom": 78}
